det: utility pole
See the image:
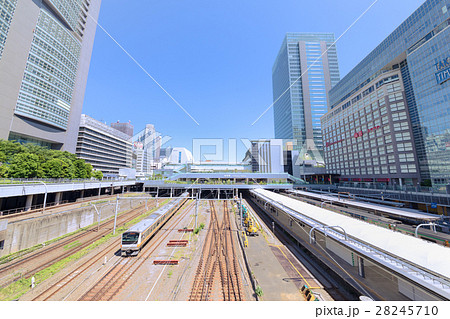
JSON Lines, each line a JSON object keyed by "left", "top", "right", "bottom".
{"left": 113, "top": 195, "right": 119, "bottom": 234}
{"left": 156, "top": 187, "right": 159, "bottom": 206}
{"left": 195, "top": 193, "right": 198, "bottom": 229}
{"left": 239, "top": 193, "right": 243, "bottom": 226}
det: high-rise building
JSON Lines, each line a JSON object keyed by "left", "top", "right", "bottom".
{"left": 111, "top": 121, "right": 133, "bottom": 138}
{"left": 132, "top": 124, "right": 161, "bottom": 176}
{"left": 76, "top": 114, "right": 132, "bottom": 176}
{"left": 325, "top": 0, "right": 450, "bottom": 186}
{"left": 272, "top": 33, "right": 340, "bottom": 162}
{"left": 0, "top": 0, "right": 101, "bottom": 152}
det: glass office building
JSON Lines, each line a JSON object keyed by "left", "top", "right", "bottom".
{"left": 272, "top": 33, "right": 340, "bottom": 163}
{"left": 0, "top": 0, "right": 101, "bottom": 152}
{"left": 328, "top": 0, "right": 450, "bottom": 185}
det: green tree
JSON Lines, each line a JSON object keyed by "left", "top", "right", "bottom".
{"left": 74, "top": 159, "right": 87, "bottom": 179}
{"left": 92, "top": 170, "right": 103, "bottom": 180}
{"left": 62, "top": 157, "right": 76, "bottom": 178}
{"left": 42, "top": 158, "right": 64, "bottom": 178}
{"left": 0, "top": 164, "right": 9, "bottom": 178}
{"left": 84, "top": 163, "right": 93, "bottom": 179}
{"left": 8, "top": 153, "right": 40, "bottom": 178}
{"left": 0, "top": 140, "right": 26, "bottom": 163}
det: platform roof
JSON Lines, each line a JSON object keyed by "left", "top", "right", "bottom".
{"left": 170, "top": 172, "right": 291, "bottom": 180}
{"left": 254, "top": 189, "right": 450, "bottom": 280}
{"left": 289, "top": 190, "right": 440, "bottom": 222}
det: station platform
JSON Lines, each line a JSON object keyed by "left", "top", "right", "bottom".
{"left": 241, "top": 200, "right": 332, "bottom": 301}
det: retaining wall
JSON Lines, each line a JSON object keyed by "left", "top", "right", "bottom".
{"left": 0, "top": 199, "right": 148, "bottom": 257}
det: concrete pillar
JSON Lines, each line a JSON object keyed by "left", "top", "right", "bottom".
{"left": 25, "top": 195, "right": 33, "bottom": 211}
{"left": 121, "top": 186, "right": 124, "bottom": 194}
{"left": 357, "top": 256, "right": 365, "bottom": 278}
{"left": 55, "top": 192, "right": 62, "bottom": 205}
{"left": 80, "top": 190, "right": 85, "bottom": 199}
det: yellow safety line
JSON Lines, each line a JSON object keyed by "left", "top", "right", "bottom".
{"left": 276, "top": 246, "right": 321, "bottom": 289}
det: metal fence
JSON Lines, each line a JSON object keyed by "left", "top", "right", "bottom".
{"left": 336, "top": 182, "right": 449, "bottom": 195}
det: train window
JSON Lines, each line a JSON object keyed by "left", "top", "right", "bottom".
{"left": 122, "top": 232, "right": 139, "bottom": 245}
{"left": 0, "top": 240, "right": 4, "bottom": 250}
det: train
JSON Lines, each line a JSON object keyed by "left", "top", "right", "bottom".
{"left": 284, "top": 192, "right": 450, "bottom": 247}
{"left": 121, "top": 193, "right": 189, "bottom": 256}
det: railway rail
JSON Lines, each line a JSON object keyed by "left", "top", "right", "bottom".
{"left": 76, "top": 200, "right": 192, "bottom": 301}
{"left": 0, "top": 199, "right": 156, "bottom": 289}
{"left": 189, "top": 200, "right": 244, "bottom": 301}
{"left": 0, "top": 194, "right": 119, "bottom": 220}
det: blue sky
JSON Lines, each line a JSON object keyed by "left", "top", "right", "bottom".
{"left": 82, "top": 0, "right": 425, "bottom": 161}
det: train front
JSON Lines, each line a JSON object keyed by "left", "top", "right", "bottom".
{"left": 121, "top": 231, "right": 140, "bottom": 256}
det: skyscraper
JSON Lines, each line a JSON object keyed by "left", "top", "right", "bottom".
{"left": 0, "top": 0, "right": 101, "bottom": 152}
{"left": 132, "top": 124, "right": 161, "bottom": 176}
{"left": 326, "top": 0, "right": 450, "bottom": 186}
{"left": 272, "top": 33, "right": 340, "bottom": 162}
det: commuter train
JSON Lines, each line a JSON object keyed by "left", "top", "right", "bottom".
{"left": 121, "top": 193, "right": 189, "bottom": 256}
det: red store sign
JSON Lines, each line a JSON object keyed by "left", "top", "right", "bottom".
{"left": 354, "top": 125, "right": 380, "bottom": 138}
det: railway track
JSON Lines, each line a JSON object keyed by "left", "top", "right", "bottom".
{"left": 31, "top": 238, "right": 121, "bottom": 301}
{"left": 0, "top": 199, "right": 155, "bottom": 289}
{"left": 189, "top": 200, "right": 244, "bottom": 301}
{"left": 0, "top": 194, "right": 118, "bottom": 220}
{"left": 76, "top": 200, "right": 193, "bottom": 301}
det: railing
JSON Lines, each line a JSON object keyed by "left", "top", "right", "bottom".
{"left": 0, "top": 177, "right": 136, "bottom": 186}
{"left": 336, "top": 182, "right": 450, "bottom": 195}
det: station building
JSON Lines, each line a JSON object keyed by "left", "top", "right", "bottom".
{"left": 322, "top": 0, "right": 450, "bottom": 186}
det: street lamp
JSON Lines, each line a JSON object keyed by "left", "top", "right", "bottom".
{"left": 415, "top": 223, "right": 437, "bottom": 237}
{"left": 38, "top": 181, "right": 48, "bottom": 213}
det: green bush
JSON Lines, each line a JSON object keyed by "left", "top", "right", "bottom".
{"left": 92, "top": 170, "right": 103, "bottom": 180}
{"left": 255, "top": 286, "right": 264, "bottom": 297}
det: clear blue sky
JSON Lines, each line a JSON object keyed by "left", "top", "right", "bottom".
{"left": 82, "top": 0, "right": 425, "bottom": 162}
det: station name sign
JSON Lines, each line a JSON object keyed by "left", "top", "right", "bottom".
{"left": 435, "top": 56, "right": 450, "bottom": 85}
